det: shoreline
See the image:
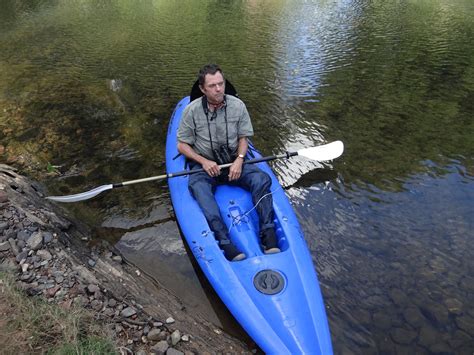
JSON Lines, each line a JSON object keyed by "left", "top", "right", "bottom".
{"left": 0, "top": 164, "right": 250, "bottom": 354}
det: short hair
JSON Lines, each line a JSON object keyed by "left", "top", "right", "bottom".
{"left": 198, "top": 64, "right": 224, "bottom": 86}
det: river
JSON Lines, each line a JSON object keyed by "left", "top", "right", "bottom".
{"left": 1, "top": 0, "right": 473, "bottom": 352}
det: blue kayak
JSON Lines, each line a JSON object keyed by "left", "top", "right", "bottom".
{"left": 165, "top": 96, "right": 333, "bottom": 354}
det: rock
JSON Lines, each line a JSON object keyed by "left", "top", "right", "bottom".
{"left": 15, "top": 250, "right": 28, "bottom": 263}
{"left": 21, "top": 263, "right": 29, "bottom": 272}
{"left": 108, "top": 298, "right": 117, "bottom": 307}
{"left": 151, "top": 340, "right": 169, "bottom": 355}
{"left": 419, "top": 300, "right": 449, "bottom": 326}
{"left": 87, "top": 284, "right": 100, "bottom": 294}
{"left": 88, "top": 259, "right": 96, "bottom": 267}
{"left": 8, "top": 238, "right": 19, "bottom": 255}
{"left": 147, "top": 329, "right": 163, "bottom": 342}
{"left": 0, "top": 221, "right": 8, "bottom": 232}
{"left": 112, "top": 255, "right": 123, "bottom": 263}
{"left": 0, "top": 241, "right": 10, "bottom": 251}
{"left": 36, "top": 249, "right": 52, "bottom": 261}
{"left": 121, "top": 307, "right": 137, "bottom": 318}
{"left": 419, "top": 324, "right": 438, "bottom": 348}
{"left": 0, "top": 190, "right": 8, "bottom": 203}
{"left": 16, "top": 229, "right": 31, "bottom": 241}
{"left": 455, "top": 315, "right": 474, "bottom": 336}
{"left": 403, "top": 306, "right": 425, "bottom": 328}
{"left": 42, "top": 232, "right": 53, "bottom": 244}
{"left": 27, "top": 231, "right": 43, "bottom": 250}
{"left": 166, "top": 348, "right": 184, "bottom": 355}
{"left": 170, "top": 330, "right": 181, "bottom": 346}
{"left": 372, "top": 311, "right": 392, "bottom": 330}
{"left": 181, "top": 334, "right": 190, "bottom": 342}
{"left": 445, "top": 298, "right": 463, "bottom": 315}
{"left": 46, "top": 285, "right": 61, "bottom": 297}
{"left": 390, "top": 327, "right": 417, "bottom": 345}
{"left": 166, "top": 317, "right": 175, "bottom": 324}
{"left": 91, "top": 300, "right": 103, "bottom": 311}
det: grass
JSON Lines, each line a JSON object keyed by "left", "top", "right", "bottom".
{"left": 0, "top": 271, "right": 117, "bottom": 355}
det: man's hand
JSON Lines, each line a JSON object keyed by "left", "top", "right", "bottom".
{"left": 203, "top": 159, "right": 220, "bottom": 177}
{"left": 228, "top": 158, "right": 243, "bottom": 181}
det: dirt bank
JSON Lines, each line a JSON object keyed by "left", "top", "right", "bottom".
{"left": 0, "top": 164, "right": 249, "bottom": 354}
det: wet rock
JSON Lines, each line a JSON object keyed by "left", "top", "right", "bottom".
{"left": 390, "top": 327, "right": 417, "bottom": 345}
{"left": 418, "top": 300, "right": 449, "bottom": 326}
{"left": 445, "top": 298, "right": 463, "bottom": 315}
{"left": 151, "top": 340, "right": 169, "bottom": 354}
{"left": 121, "top": 307, "right": 137, "bottom": 318}
{"left": 27, "top": 231, "right": 43, "bottom": 250}
{"left": 455, "top": 315, "right": 474, "bottom": 336}
{"left": 403, "top": 306, "right": 425, "bottom": 328}
{"left": 171, "top": 329, "right": 181, "bottom": 346}
{"left": 418, "top": 324, "right": 438, "bottom": 348}
{"left": 448, "top": 330, "right": 472, "bottom": 349}
{"left": 372, "top": 311, "right": 392, "bottom": 330}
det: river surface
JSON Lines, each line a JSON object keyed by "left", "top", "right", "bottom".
{"left": 1, "top": 0, "right": 473, "bottom": 353}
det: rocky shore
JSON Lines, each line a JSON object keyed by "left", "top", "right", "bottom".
{"left": 0, "top": 164, "right": 249, "bottom": 354}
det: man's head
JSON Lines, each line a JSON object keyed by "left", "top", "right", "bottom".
{"left": 198, "top": 64, "right": 226, "bottom": 105}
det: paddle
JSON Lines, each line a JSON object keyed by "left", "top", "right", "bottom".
{"left": 45, "top": 140, "right": 344, "bottom": 203}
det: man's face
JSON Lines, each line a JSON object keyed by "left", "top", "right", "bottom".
{"left": 200, "top": 72, "right": 225, "bottom": 104}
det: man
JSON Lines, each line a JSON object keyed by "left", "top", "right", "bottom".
{"left": 177, "top": 64, "right": 280, "bottom": 261}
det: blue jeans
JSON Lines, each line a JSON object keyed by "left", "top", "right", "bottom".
{"left": 188, "top": 162, "right": 274, "bottom": 245}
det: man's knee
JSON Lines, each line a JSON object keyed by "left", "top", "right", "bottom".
{"left": 188, "top": 175, "right": 212, "bottom": 197}
{"left": 247, "top": 169, "right": 271, "bottom": 191}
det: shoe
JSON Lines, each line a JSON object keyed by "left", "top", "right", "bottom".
{"left": 221, "top": 242, "right": 246, "bottom": 261}
{"left": 264, "top": 247, "right": 281, "bottom": 255}
{"left": 261, "top": 228, "right": 279, "bottom": 253}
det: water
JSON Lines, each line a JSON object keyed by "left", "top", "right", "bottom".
{"left": 1, "top": 0, "right": 473, "bottom": 352}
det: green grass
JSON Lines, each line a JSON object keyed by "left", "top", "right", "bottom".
{"left": 0, "top": 271, "right": 117, "bottom": 355}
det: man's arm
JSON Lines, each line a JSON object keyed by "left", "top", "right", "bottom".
{"left": 177, "top": 141, "right": 220, "bottom": 177}
{"left": 228, "top": 137, "right": 248, "bottom": 181}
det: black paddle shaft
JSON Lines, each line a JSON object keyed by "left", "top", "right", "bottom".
{"left": 167, "top": 151, "right": 298, "bottom": 178}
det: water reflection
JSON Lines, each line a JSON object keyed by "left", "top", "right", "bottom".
{"left": 1, "top": 0, "right": 474, "bottom": 352}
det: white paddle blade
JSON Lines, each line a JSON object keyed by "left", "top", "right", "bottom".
{"left": 298, "top": 141, "right": 344, "bottom": 162}
{"left": 46, "top": 184, "right": 113, "bottom": 203}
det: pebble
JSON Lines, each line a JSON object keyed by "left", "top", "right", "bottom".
{"left": 171, "top": 329, "right": 181, "bottom": 346}
{"left": 0, "top": 241, "right": 10, "bottom": 251}
{"left": 27, "top": 231, "right": 43, "bottom": 250}
{"left": 166, "top": 317, "right": 175, "bottom": 324}
{"left": 121, "top": 307, "right": 137, "bottom": 318}
{"left": 151, "top": 340, "right": 169, "bottom": 354}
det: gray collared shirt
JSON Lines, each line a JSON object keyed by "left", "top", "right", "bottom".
{"left": 177, "top": 95, "right": 254, "bottom": 160}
